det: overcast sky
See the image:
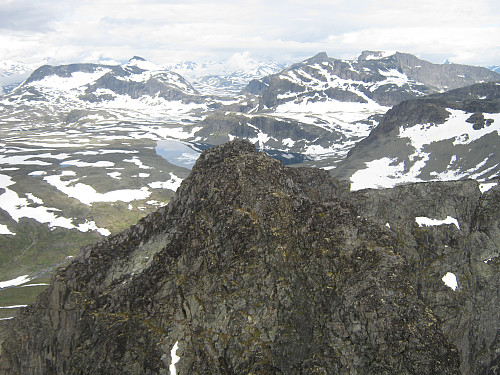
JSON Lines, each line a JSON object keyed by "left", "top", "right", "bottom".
{"left": 1, "top": 0, "right": 499, "bottom": 68}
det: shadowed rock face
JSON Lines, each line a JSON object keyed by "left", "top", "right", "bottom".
{"left": 1, "top": 140, "right": 497, "bottom": 374}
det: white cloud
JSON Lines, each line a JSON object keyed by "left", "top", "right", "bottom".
{"left": 327, "top": 25, "right": 500, "bottom": 65}
{"left": 0, "top": 0, "right": 498, "bottom": 66}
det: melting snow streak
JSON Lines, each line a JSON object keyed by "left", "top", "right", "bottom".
{"left": 415, "top": 216, "right": 460, "bottom": 230}
{"left": 170, "top": 341, "right": 180, "bottom": 375}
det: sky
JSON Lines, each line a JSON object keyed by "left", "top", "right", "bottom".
{"left": 0, "top": 0, "right": 499, "bottom": 69}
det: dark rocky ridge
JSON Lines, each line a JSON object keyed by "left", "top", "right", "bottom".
{"left": 193, "top": 111, "right": 339, "bottom": 151}
{"left": 0, "top": 140, "right": 497, "bottom": 374}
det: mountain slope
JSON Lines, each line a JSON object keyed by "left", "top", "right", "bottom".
{"left": 243, "top": 51, "right": 500, "bottom": 108}
{"left": 14, "top": 56, "right": 202, "bottom": 109}
{"left": 332, "top": 81, "right": 500, "bottom": 189}
{"left": 1, "top": 141, "right": 498, "bottom": 374}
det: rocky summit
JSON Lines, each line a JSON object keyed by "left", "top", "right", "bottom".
{"left": 0, "top": 140, "right": 498, "bottom": 374}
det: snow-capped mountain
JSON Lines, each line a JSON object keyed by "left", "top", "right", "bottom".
{"left": 489, "top": 65, "right": 500, "bottom": 74}
{"left": 13, "top": 56, "right": 204, "bottom": 115}
{"left": 0, "top": 56, "right": 216, "bottom": 140}
{"left": 244, "top": 51, "right": 500, "bottom": 108}
{"left": 332, "top": 81, "right": 500, "bottom": 189}
{"left": 0, "top": 60, "right": 34, "bottom": 94}
{"left": 166, "top": 60, "right": 287, "bottom": 96}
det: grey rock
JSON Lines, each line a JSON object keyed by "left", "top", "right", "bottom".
{"left": 349, "top": 180, "right": 500, "bottom": 374}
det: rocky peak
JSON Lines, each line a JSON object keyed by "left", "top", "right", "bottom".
{"left": 304, "top": 51, "right": 329, "bottom": 64}
{"left": 129, "top": 56, "right": 147, "bottom": 62}
{"left": 1, "top": 140, "right": 498, "bottom": 374}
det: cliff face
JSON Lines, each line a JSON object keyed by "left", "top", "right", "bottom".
{"left": 350, "top": 181, "right": 499, "bottom": 374}
{"left": 0, "top": 140, "right": 497, "bottom": 374}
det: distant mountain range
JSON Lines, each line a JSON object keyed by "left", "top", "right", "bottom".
{"left": 0, "top": 50, "right": 499, "bottom": 322}
{"left": 165, "top": 59, "right": 287, "bottom": 96}
{"left": 0, "top": 61, "right": 34, "bottom": 94}
{"left": 245, "top": 51, "right": 499, "bottom": 107}
{"left": 489, "top": 65, "right": 500, "bottom": 74}
{"left": 199, "top": 51, "right": 500, "bottom": 167}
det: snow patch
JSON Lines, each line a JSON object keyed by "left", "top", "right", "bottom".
{"left": 148, "top": 173, "right": 183, "bottom": 191}
{"left": 124, "top": 156, "right": 151, "bottom": 170}
{"left": 350, "top": 157, "right": 406, "bottom": 190}
{"left": 0, "top": 275, "right": 30, "bottom": 289}
{"left": 107, "top": 172, "right": 122, "bottom": 179}
{"left": 77, "top": 220, "right": 111, "bottom": 236}
{"left": 20, "top": 283, "right": 49, "bottom": 287}
{"left": 26, "top": 193, "right": 43, "bottom": 204}
{"left": 363, "top": 51, "right": 395, "bottom": 60}
{"left": 170, "top": 341, "right": 180, "bottom": 375}
{"left": 0, "top": 174, "right": 75, "bottom": 230}
{"left": 479, "top": 182, "right": 497, "bottom": 193}
{"left": 415, "top": 216, "right": 460, "bottom": 230}
{"left": 0, "top": 224, "right": 15, "bottom": 235}
{"left": 62, "top": 160, "right": 114, "bottom": 168}
{"left": 34, "top": 68, "right": 111, "bottom": 91}
{"left": 44, "top": 172, "right": 151, "bottom": 205}
{"left": 442, "top": 272, "right": 458, "bottom": 291}
{"left": 28, "top": 171, "right": 47, "bottom": 176}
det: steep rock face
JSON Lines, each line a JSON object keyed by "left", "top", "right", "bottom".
{"left": 349, "top": 181, "right": 499, "bottom": 374}
{"left": 3, "top": 140, "right": 498, "bottom": 374}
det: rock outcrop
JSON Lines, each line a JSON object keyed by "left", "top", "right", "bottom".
{"left": 0, "top": 140, "right": 498, "bottom": 374}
